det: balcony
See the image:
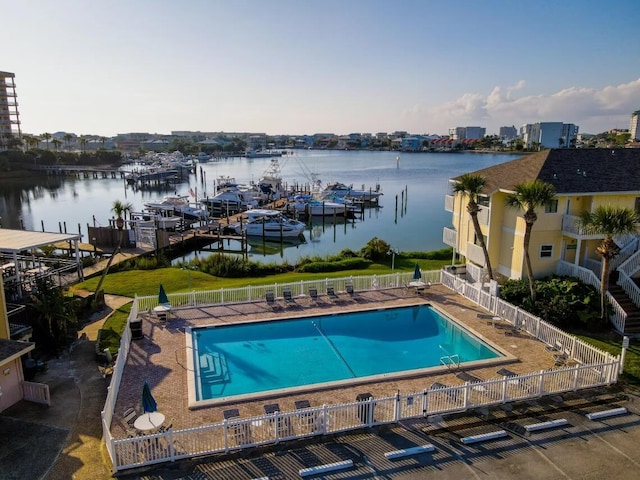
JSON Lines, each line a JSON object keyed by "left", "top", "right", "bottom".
{"left": 444, "top": 195, "right": 454, "bottom": 212}
{"left": 443, "top": 227, "right": 457, "bottom": 248}
{"left": 466, "top": 242, "right": 486, "bottom": 266}
{"left": 562, "top": 214, "right": 604, "bottom": 239}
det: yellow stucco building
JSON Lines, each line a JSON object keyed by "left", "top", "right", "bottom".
{"left": 444, "top": 149, "right": 640, "bottom": 282}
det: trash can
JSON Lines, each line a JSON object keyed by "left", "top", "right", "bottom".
{"left": 356, "top": 392, "right": 373, "bottom": 424}
{"left": 130, "top": 318, "right": 143, "bottom": 340}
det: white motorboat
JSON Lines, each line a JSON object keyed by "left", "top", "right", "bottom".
{"left": 149, "top": 194, "right": 209, "bottom": 221}
{"left": 321, "top": 182, "right": 383, "bottom": 201}
{"left": 132, "top": 204, "right": 183, "bottom": 230}
{"left": 290, "top": 194, "right": 357, "bottom": 216}
{"left": 231, "top": 209, "right": 305, "bottom": 238}
{"left": 200, "top": 188, "right": 259, "bottom": 213}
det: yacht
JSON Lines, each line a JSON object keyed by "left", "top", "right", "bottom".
{"left": 200, "top": 188, "right": 259, "bottom": 214}
{"left": 321, "top": 182, "right": 383, "bottom": 202}
{"left": 231, "top": 209, "right": 305, "bottom": 238}
{"left": 132, "top": 204, "right": 182, "bottom": 230}
{"left": 290, "top": 194, "right": 357, "bottom": 216}
{"left": 146, "top": 195, "right": 209, "bottom": 221}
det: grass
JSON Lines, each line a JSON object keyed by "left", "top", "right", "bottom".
{"left": 577, "top": 333, "right": 640, "bottom": 386}
{"left": 99, "top": 303, "right": 131, "bottom": 354}
{"left": 75, "top": 258, "right": 450, "bottom": 298}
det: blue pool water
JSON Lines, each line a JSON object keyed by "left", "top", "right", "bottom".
{"left": 191, "top": 305, "right": 501, "bottom": 401}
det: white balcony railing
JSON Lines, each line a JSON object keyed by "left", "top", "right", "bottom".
{"left": 465, "top": 242, "right": 486, "bottom": 267}
{"left": 444, "top": 195, "right": 454, "bottom": 212}
{"left": 442, "top": 227, "right": 457, "bottom": 248}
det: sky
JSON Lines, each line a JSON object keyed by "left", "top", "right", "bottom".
{"left": 3, "top": 0, "right": 640, "bottom": 137}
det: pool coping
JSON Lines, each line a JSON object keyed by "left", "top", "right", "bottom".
{"left": 186, "top": 302, "right": 517, "bottom": 409}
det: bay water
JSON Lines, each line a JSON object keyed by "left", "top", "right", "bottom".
{"left": 0, "top": 150, "right": 520, "bottom": 263}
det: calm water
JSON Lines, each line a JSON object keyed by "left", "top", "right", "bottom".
{"left": 193, "top": 304, "right": 500, "bottom": 400}
{"left": 0, "top": 150, "right": 519, "bottom": 263}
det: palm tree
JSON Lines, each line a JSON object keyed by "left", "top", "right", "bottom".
{"left": 578, "top": 206, "right": 639, "bottom": 323}
{"left": 63, "top": 133, "right": 73, "bottom": 151}
{"left": 41, "top": 132, "right": 52, "bottom": 150}
{"left": 452, "top": 173, "right": 494, "bottom": 280}
{"left": 78, "top": 136, "right": 88, "bottom": 153}
{"left": 93, "top": 200, "right": 134, "bottom": 303}
{"left": 52, "top": 138, "right": 62, "bottom": 151}
{"left": 505, "top": 180, "right": 557, "bottom": 303}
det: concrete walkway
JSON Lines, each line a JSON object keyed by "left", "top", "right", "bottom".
{"left": 0, "top": 294, "right": 131, "bottom": 480}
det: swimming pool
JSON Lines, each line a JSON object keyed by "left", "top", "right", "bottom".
{"left": 187, "top": 304, "right": 506, "bottom": 406}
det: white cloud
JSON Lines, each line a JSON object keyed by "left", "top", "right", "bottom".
{"left": 421, "top": 78, "right": 640, "bottom": 134}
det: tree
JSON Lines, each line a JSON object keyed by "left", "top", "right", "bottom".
{"left": 52, "top": 138, "right": 62, "bottom": 151}
{"left": 41, "top": 132, "right": 52, "bottom": 150}
{"left": 452, "top": 173, "right": 494, "bottom": 280}
{"left": 93, "top": 200, "right": 133, "bottom": 303}
{"left": 63, "top": 133, "right": 74, "bottom": 150}
{"left": 578, "top": 206, "right": 639, "bottom": 323}
{"left": 505, "top": 180, "right": 557, "bottom": 303}
{"left": 78, "top": 136, "right": 88, "bottom": 153}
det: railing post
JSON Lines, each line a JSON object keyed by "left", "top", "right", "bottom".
{"left": 168, "top": 429, "right": 175, "bottom": 461}
{"left": 463, "top": 383, "right": 470, "bottom": 409}
{"left": 422, "top": 389, "right": 428, "bottom": 417}
{"left": 223, "top": 419, "right": 230, "bottom": 453}
{"left": 502, "top": 377, "right": 508, "bottom": 403}
{"left": 538, "top": 370, "right": 545, "bottom": 397}
{"left": 394, "top": 392, "right": 400, "bottom": 422}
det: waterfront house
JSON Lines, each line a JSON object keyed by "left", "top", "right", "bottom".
{"left": 444, "top": 148, "right": 640, "bottom": 332}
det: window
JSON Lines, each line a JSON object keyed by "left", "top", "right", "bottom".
{"left": 545, "top": 199, "right": 558, "bottom": 213}
{"left": 540, "top": 244, "right": 553, "bottom": 258}
{"left": 635, "top": 197, "right": 640, "bottom": 215}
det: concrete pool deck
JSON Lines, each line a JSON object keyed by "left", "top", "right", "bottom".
{"left": 111, "top": 285, "right": 562, "bottom": 439}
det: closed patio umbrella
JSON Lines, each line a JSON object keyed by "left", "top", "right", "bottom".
{"left": 412, "top": 264, "right": 422, "bottom": 281}
{"left": 141, "top": 381, "right": 157, "bottom": 413}
{"left": 158, "top": 284, "right": 169, "bottom": 306}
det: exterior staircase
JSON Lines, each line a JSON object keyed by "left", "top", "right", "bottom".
{"left": 608, "top": 271, "right": 640, "bottom": 335}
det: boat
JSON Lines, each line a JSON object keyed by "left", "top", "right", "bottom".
{"left": 257, "top": 158, "right": 285, "bottom": 200}
{"left": 230, "top": 209, "right": 305, "bottom": 238}
{"left": 245, "top": 149, "right": 283, "bottom": 158}
{"left": 132, "top": 204, "right": 183, "bottom": 230}
{"left": 146, "top": 194, "right": 209, "bottom": 221}
{"left": 321, "top": 182, "right": 383, "bottom": 202}
{"left": 200, "top": 188, "right": 259, "bottom": 214}
{"left": 290, "top": 194, "right": 357, "bottom": 217}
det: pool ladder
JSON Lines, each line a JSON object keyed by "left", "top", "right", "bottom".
{"left": 440, "top": 354, "right": 460, "bottom": 370}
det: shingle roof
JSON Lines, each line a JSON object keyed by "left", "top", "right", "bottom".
{"left": 454, "top": 149, "right": 640, "bottom": 195}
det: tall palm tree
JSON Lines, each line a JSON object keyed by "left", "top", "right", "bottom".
{"left": 578, "top": 206, "right": 639, "bottom": 323}
{"left": 505, "top": 179, "right": 557, "bottom": 303}
{"left": 63, "top": 133, "right": 73, "bottom": 151}
{"left": 452, "top": 173, "right": 494, "bottom": 280}
{"left": 52, "top": 138, "right": 62, "bottom": 151}
{"left": 93, "top": 200, "right": 134, "bottom": 302}
{"left": 41, "top": 132, "right": 52, "bottom": 150}
{"left": 78, "top": 136, "right": 88, "bottom": 153}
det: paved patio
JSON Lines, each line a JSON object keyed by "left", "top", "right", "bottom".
{"left": 111, "top": 285, "right": 562, "bottom": 439}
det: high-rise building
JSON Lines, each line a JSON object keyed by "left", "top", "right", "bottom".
{"left": 630, "top": 110, "right": 640, "bottom": 141}
{"left": 0, "top": 71, "right": 21, "bottom": 151}
{"left": 519, "top": 122, "right": 579, "bottom": 149}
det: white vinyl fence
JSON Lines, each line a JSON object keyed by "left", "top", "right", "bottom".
{"left": 104, "top": 270, "right": 621, "bottom": 472}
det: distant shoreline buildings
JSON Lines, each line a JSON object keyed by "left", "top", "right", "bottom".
{"left": 2, "top": 70, "right": 640, "bottom": 153}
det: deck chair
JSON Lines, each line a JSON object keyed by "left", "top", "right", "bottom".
{"left": 308, "top": 287, "right": 319, "bottom": 304}
{"left": 265, "top": 290, "right": 278, "bottom": 310}
{"left": 326, "top": 285, "right": 339, "bottom": 302}
{"left": 123, "top": 407, "right": 138, "bottom": 426}
{"left": 345, "top": 282, "right": 358, "bottom": 300}
{"left": 282, "top": 288, "right": 297, "bottom": 307}
{"left": 294, "top": 399, "right": 316, "bottom": 433}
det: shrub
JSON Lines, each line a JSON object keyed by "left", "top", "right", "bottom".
{"left": 360, "top": 237, "right": 391, "bottom": 261}
{"left": 500, "top": 275, "right": 600, "bottom": 328}
{"left": 297, "top": 257, "right": 372, "bottom": 273}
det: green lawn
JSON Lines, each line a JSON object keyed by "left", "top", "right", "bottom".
{"left": 76, "top": 258, "right": 450, "bottom": 298}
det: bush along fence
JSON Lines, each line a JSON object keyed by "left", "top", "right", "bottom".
{"left": 102, "top": 270, "right": 622, "bottom": 472}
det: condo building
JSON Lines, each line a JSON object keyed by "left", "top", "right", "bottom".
{"left": 0, "top": 71, "right": 21, "bottom": 151}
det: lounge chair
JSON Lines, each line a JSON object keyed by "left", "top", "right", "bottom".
{"left": 123, "top": 407, "right": 138, "bottom": 426}
{"left": 294, "top": 399, "right": 316, "bottom": 433}
{"left": 265, "top": 290, "right": 278, "bottom": 310}
{"left": 283, "top": 288, "right": 297, "bottom": 307}
{"left": 264, "top": 403, "right": 280, "bottom": 415}
{"left": 345, "top": 282, "right": 358, "bottom": 299}
{"left": 326, "top": 285, "right": 339, "bottom": 302}
{"left": 308, "top": 287, "right": 319, "bottom": 304}
{"left": 222, "top": 408, "right": 251, "bottom": 445}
